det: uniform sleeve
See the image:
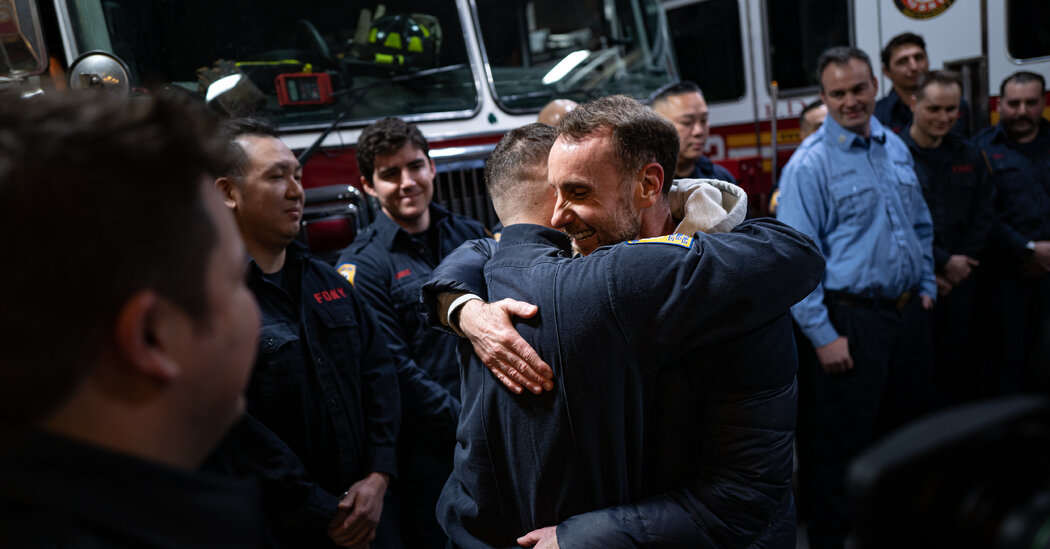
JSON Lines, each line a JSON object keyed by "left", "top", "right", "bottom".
{"left": 420, "top": 238, "right": 497, "bottom": 333}
{"left": 341, "top": 249, "right": 460, "bottom": 432}
{"left": 908, "top": 156, "right": 938, "bottom": 299}
{"left": 775, "top": 155, "right": 839, "bottom": 348}
{"left": 349, "top": 290, "right": 403, "bottom": 476}
{"left": 600, "top": 218, "right": 824, "bottom": 361}
{"left": 207, "top": 414, "right": 340, "bottom": 535}
{"left": 956, "top": 146, "right": 997, "bottom": 257}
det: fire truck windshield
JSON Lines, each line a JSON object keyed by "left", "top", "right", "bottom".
{"left": 474, "top": 0, "right": 675, "bottom": 111}
{"left": 63, "top": 1, "right": 478, "bottom": 128}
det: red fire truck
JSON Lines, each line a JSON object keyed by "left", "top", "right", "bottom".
{"left": 2, "top": 0, "right": 679, "bottom": 259}
{"left": 663, "top": 0, "right": 1050, "bottom": 213}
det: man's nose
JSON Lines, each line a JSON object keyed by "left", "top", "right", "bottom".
{"left": 551, "top": 198, "right": 574, "bottom": 229}
{"left": 287, "top": 176, "right": 304, "bottom": 200}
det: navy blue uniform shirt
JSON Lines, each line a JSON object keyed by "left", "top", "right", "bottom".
{"left": 688, "top": 155, "right": 737, "bottom": 184}
{"left": 973, "top": 119, "right": 1050, "bottom": 264}
{"left": 337, "top": 204, "right": 487, "bottom": 424}
{"left": 234, "top": 240, "right": 400, "bottom": 544}
{"left": 900, "top": 127, "right": 996, "bottom": 269}
{"left": 428, "top": 221, "right": 824, "bottom": 548}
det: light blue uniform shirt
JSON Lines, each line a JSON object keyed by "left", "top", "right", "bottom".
{"left": 777, "top": 113, "right": 936, "bottom": 349}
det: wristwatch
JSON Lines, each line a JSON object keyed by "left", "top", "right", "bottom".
{"left": 1024, "top": 240, "right": 1037, "bottom": 259}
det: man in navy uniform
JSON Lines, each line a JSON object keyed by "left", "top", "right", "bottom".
{"left": 650, "top": 81, "right": 738, "bottom": 185}
{"left": 900, "top": 70, "right": 995, "bottom": 404}
{"left": 973, "top": 71, "right": 1050, "bottom": 394}
{"left": 336, "top": 117, "right": 489, "bottom": 548}
{"left": 429, "top": 98, "right": 824, "bottom": 548}
{"left": 215, "top": 118, "right": 401, "bottom": 548}
{"left": 874, "top": 32, "right": 970, "bottom": 136}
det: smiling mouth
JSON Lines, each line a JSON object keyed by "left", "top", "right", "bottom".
{"left": 568, "top": 228, "right": 595, "bottom": 241}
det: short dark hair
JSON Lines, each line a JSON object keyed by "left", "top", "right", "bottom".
{"left": 0, "top": 90, "right": 231, "bottom": 426}
{"left": 915, "top": 70, "right": 962, "bottom": 101}
{"left": 356, "top": 117, "right": 430, "bottom": 184}
{"left": 223, "top": 117, "right": 279, "bottom": 179}
{"left": 817, "top": 46, "right": 875, "bottom": 92}
{"left": 558, "top": 95, "right": 678, "bottom": 194}
{"left": 1000, "top": 71, "right": 1047, "bottom": 98}
{"left": 647, "top": 80, "right": 704, "bottom": 105}
{"left": 485, "top": 123, "right": 557, "bottom": 208}
{"left": 799, "top": 99, "right": 824, "bottom": 123}
{"left": 881, "top": 32, "right": 926, "bottom": 68}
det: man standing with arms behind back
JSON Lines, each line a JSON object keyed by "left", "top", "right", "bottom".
{"left": 777, "top": 46, "right": 937, "bottom": 549}
{"left": 973, "top": 71, "right": 1050, "bottom": 394}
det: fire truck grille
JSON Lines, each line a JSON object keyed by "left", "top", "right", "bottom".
{"left": 433, "top": 162, "right": 499, "bottom": 230}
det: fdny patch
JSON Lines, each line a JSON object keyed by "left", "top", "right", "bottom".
{"left": 626, "top": 234, "right": 693, "bottom": 248}
{"left": 337, "top": 263, "right": 356, "bottom": 286}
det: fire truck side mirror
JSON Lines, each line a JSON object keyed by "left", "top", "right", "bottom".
{"left": 68, "top": 51, "right": 130, "bottom": 94}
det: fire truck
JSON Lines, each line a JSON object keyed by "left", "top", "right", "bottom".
{"left": 1, "top": 0, "right": 678, "bottom": 259}
{"left": 662, "top": 0, "right": 1050, "bottom": 213}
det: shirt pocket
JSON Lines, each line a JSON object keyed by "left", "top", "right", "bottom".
{"left": 894, "top": 164, "right": 924, "bottom": 214}
{"left": 314, "top": 304, "right": 364, "bottom": 378}
{"left": 249, "top": 325, "right": 301, "bottom": 411}
{"left": 829, "top": 178, "right": 876, "bottom": 225}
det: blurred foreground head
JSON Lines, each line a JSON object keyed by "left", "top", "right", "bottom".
{"left": 0, "top": 90, "right": 258, "bottom": 467}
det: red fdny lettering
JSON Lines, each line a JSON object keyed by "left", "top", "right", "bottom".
{"left": 396, "top": 268, "right": 412, "bottom": 280}
{"left": 951, "top": 164, "right": 974, "bottom": 173}
{"left": 992, "top": 153, "right": 1005, "bottom": 160}
{"left": 313, "top": 287, "right": 349, "bottom": 303}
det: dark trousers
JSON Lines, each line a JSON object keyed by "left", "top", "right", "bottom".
{"left": 932, "top": 274, "right": 982, "bottom": 405}
{"left": 798, "top": 296, "right": 934, "bottom": 549}
{"left": 978, "top": 270, "right": 1050, "bottom": 396}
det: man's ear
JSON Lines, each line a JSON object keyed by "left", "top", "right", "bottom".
{"left": 635, "top": 162, "right": 664, "bottom": 209}
{"left": 215, "top": 177, "right": 238, "bottom": 210}
{"left": 360, "top": 175, "right": 378, "bottom": 198}
{"left": 113, "top": 291, "right": 181, "bottom": 383}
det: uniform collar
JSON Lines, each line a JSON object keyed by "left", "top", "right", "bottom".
{"left": 371, "top": 203, "right": 450, "bottom": 251}
{"left": 989, "top": 118, "right": 1050, "bottom": 146}
{"left": 497, "top": 223, "right": 572, "bottom": 253}
{"left": 822, "top": 113, "right": 887, "bottom": 150}
{"left": 246, "top": 240, "right": 308, "bottom": 280}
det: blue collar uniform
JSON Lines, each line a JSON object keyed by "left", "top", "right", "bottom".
{"left": 776, "top": 114, "right": 938, "bottom": 549}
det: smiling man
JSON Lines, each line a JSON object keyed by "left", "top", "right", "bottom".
{"left": 973, "top": 71, "right": 1050, "bottom": 395}
{"left": 900, "top": 70, "right": 995, "bottom": 403}
{"left": 874, "top": 32, "right": 970, "bottom": 136}
{"left": 336, "top": 117, "right": 488, "bottom": 549}
{"left": 776, "top": 46, "right": 937, "bottom": 549}
{"left": 216, "top": 118, "right": 402, "bottom": 549}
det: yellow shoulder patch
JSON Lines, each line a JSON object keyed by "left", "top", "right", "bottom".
{"left": 337, "top": 263, "right": 356, "bottom": 286}
{"left": 625, "top": 234, "right": 693, "bottom": 248}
